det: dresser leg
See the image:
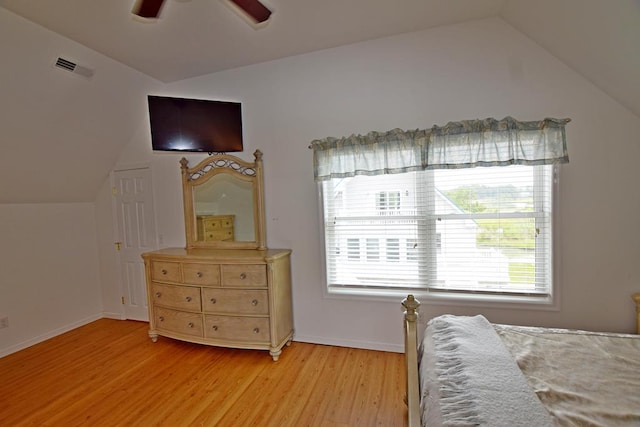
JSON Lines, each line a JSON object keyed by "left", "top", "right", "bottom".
{"left": 149, "top": 330, "right": 158, "bottom": 343}
{"left": 269, "top": 348, "right": 282, "bottom": 362}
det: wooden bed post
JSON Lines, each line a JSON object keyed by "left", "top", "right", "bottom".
{"left": 632, "top": 293, "right": 640, "bottom": 334}
{"left": 402, "top": 294, "right": 421, "bottom": 427}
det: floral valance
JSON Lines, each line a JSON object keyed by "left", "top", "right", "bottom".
{"left": 310, "top": 117, "right": 570, "bottom": 182}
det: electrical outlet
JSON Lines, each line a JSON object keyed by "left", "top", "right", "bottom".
{"left": 0, "top": 316, "right": 8, "bottom": 329}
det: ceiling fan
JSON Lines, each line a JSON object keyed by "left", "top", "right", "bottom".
{"left": 132, "top": 0, "right": 272, "bottom": 24}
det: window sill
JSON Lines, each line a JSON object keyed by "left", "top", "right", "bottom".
{"left": 326, "top": 286, "right": 559, "bottom": 312}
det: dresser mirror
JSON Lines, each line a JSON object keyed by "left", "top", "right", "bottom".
{"left": 181, "top": 150, "right": 266, "bottom": 250}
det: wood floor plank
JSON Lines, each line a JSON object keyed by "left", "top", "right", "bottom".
{"left": 296, "top": 345, "right": 352, "bottom": 427}
{"left": 0, "top": 319, "right": 407, "bottom": 426}
{"left": 240, "top": 343, "right": 330, "bottom": 426}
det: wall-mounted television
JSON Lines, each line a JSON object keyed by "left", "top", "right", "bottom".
{"left": 147, "top": 95, "right": 243, "bottom": 153}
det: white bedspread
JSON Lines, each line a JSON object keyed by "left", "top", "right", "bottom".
{"left": 421, "top": 315, "right": 554, "bottom": 426}
{"left": 495, "top": 324, "right": 640, "bottom": 426}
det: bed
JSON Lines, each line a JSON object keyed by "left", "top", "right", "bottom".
{"left": 403, "top": 293, "right": 640, "bottom": 427}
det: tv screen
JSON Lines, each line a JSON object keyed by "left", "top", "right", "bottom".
{"left": 147, "top": 95, "right": 243, "bottom": 153}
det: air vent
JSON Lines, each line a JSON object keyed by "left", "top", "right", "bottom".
{"left": 53, "top": 57, "right": 95, "bottom": 79}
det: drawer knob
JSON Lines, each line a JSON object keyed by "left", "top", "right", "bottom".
{"left": 211, "top": 325, "right": 218, "bottom": 331}
{"left": 185, "top": 296, "right": 192, "bottom": 302}
{"left": 210, "top": 298, "right": 217, "bottom": 304}
{"left": 240, "top": 273, "right": 247, "bottom": 280}
{"left": 161, "top": 269, "right": 168, "bottom": 275}
{"left": 196, "top": 272, "right": 203, "bottom": 278}
{"left": 188, "top": 322, "right": 194, "bottom": 328}
{"left": 155, "top": 292, "right": 162, "bottom": 298}
{"left": 251, "top": 299, "right": 258, "bottom": 306}
{"left": 159, "top": 316, "right": 164, "bottom": 322}
{"left": 253, "top": 328, "right": 260, "bottom": 334}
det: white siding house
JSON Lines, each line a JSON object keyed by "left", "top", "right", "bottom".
{"left": 324, "top": 172, "right": 511, "bottom": 290}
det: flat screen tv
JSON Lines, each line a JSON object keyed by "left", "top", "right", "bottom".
{"left": 147, "top": 95, "right": 243, "bottom": 153}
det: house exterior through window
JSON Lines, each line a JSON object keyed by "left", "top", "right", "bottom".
{"left": 320, "top": 164, "right": 557, "bottom": 303}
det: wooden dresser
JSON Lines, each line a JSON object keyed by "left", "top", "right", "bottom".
{"left": 196, "top": 214, "right": 234, "bottom": 242}
{"left": 147, "top": 151, "right": 293, "bottom": 360}
{"left": 142, "top": 247, "right": 293, "bottom": 361}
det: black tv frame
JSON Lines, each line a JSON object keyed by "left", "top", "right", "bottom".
{"left": 147, "top": 95, "right": 243, "bottom": 153}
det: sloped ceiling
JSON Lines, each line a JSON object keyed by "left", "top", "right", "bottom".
{"left": 1, "top": 0, "right": 637, "bottom": 120}
{"left": 0, "top": 0, "right": 638, "bottom": 203}
{"left": 0, "top": 8, "right": 161, "bottom": 204}
{"left": 502, "top": 0, "right": 640, "bottom": 120}
{"left": 0, "top": 0, "right": 506, "bottom": 83}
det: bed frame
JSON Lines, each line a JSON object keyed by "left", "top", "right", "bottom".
{"left": 402, "top": 294, "right": 422, "bottom": 427}
{"left": 634, "top": 293, "right": 640, "bottom": 334}
{"left": 402, "top": 293, "right": 640, "bottom": 427}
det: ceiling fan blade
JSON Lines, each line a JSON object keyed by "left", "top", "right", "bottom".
{"left": 229, "top": 0, "right": 272, "bottom": 23}
{"left": 132, "top": 0, "right": 166, "bottom": 18}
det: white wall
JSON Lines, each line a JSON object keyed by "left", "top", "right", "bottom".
{"left": 0, "top": 203, "right": 103, "bottom": 357}
{"left": 0, "top": 8, "right": 160, "bottom": 355}
{"left": 0, "top": 8, "right": 160, "bottom": 203}
{"left": 4, "top": 10, "right": 638, "bottom": 355}
{"left": 105, "top": 16, "right": 640, "bottom": 352}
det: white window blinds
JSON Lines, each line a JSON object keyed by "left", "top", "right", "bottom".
{"left": 321, "top": 165, "right": 555, "bottom": 296}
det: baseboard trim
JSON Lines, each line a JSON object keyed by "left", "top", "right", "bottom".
{"left": 102, "top": 311, "right": 127, "bottom": 320}
{"left": 0, "top": 313, "right": 104, "bottom": 358}
{"left": 0, "top": 318, "right": 405, "bottom": 358}
{"left": 293, "top": 333, "right": 403, "bottom": 353}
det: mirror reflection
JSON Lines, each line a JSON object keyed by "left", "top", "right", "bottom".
{"left": 193, "top": 174, "right": 255, "bottom": 242}
{"left": 182, "top": 150, "right": 265, "bottom": 250}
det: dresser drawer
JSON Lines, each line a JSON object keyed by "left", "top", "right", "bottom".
{"left": 154, "top": 307, "right": 203, "bottom": 337}
{"left": 182, "top": 263, "right": 220, "bottom": 286}
{"left": 205, "top": 230, "right": 234, "bottom": 241}
{"left": 202, "top": 289, "right": 269, "bottom": 315}
{"left": 221, "top": 264, "right": 267, "bottom": 287}
{"left": 204, "top": 315, "right": 270, "bottom": 342}
{"left": 202, "top": 217, "right": 233, "bottom": 229}
{"left": 152, "top": 283, "right": 202, "bottom": 311}
{"left": 151, "top": 261, "right": 181, "bottom": 282}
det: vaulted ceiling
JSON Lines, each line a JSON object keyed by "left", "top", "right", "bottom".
{"left": 2, "top": 0, "right": 639, "bottom": 118}
{"left": 0, "top": 0, "right": 638, "bottom": 204}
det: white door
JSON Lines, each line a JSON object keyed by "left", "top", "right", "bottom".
{"left": 114, "top": 167, "right": 157, "bottom": 321}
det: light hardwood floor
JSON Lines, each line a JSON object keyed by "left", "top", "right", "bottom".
{"left": 0, "top": 319, "right": 407, "bottom": 426}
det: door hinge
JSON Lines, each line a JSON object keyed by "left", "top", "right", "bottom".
{"left": 121, "top": 296, "right": 125, "bottom": 305}
{"left": 112, "top": 187, "right": 118, "bottom": 196}
{"left": 115, "top": 242, "right": 122, "bottom": 251}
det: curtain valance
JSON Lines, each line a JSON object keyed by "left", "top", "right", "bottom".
{"left": 310, "top": 117, "right": 570, "bottom": 182}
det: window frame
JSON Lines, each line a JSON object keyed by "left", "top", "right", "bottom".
{"left": 317, "top": 165, "right": 562, "bottom": 310}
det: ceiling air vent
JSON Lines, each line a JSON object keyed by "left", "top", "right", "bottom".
{"left": 53, "top": 57, "right": 95, "bottom": 79}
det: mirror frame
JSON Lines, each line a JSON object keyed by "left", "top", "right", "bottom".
{"left": 181, "top": 150, "right": 266, "bottom": 250}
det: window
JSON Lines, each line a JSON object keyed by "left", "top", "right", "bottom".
{"left": 377, "top": 191, "right": 401, "bottom": 214}
{"left": 347, "top": 238, "right": 360, "bottom": 261}
{"left": 366, "top": 238, "right": 380, "bottom": 261}
{"left": 386, "top": 238, "right": 400, "bottom": 262}
{"left": 310, "top": 116, "right": 569, "bottom": 304}
{"left": 320, "top": 164, "right": 557, "bottom": 301}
